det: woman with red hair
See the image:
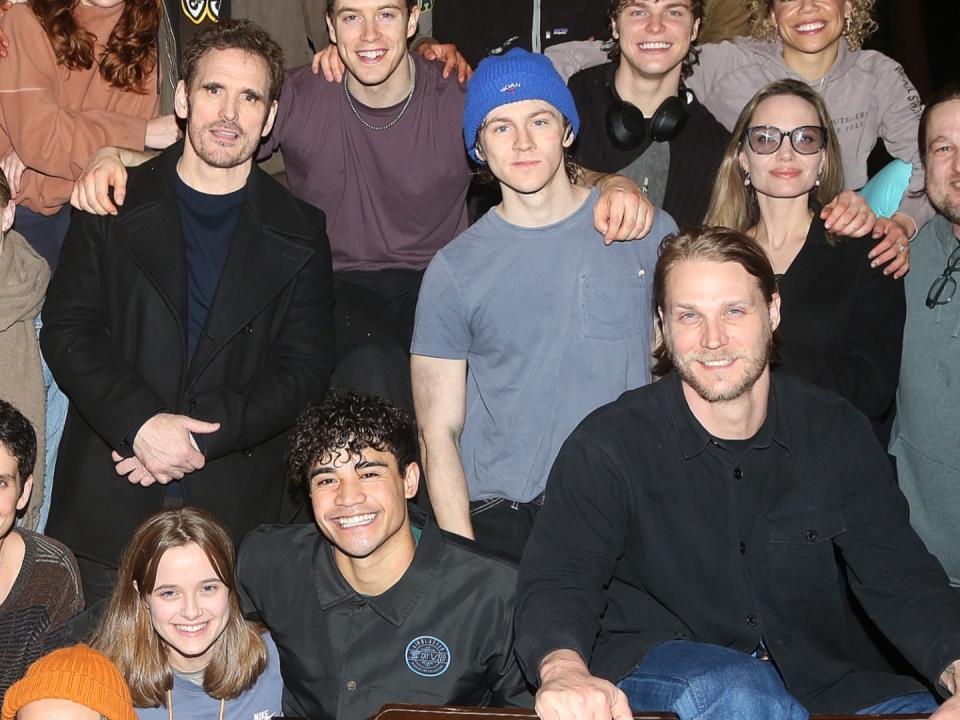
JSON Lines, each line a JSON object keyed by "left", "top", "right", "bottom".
{"left": 0, "top": 0, "right": 177, "bottom": 270}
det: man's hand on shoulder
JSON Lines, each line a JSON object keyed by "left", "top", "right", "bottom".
{"left": 536, "top": 649, "right": 633, "bottom": 720}
{"left": 414, "top": 41, "right": 471, "bottom": 84}
{"left": 71, "top": 146, "right": 152, "bottom": 215}
{"left": 312, "top": 43, "right": 344, "bottom": 82}
{"left": 584, "top": 170, "right": 655, "bottom": 244}
{"left": 130, "top": 413, "right": 220, "bottom": 484}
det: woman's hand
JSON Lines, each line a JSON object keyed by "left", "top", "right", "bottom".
{"left": 0, "top": 147, "right": 26, "bottom": 196}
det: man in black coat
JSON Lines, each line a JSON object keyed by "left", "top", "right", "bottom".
{"left": 40, "top": 19, "right": 335, "bottom": 606}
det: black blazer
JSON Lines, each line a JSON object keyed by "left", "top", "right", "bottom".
{"left": 774, "top": 216, "right": 905, "bottom": 442}
{"left": 40, "top": 144, "right": 335, "bottom": 566}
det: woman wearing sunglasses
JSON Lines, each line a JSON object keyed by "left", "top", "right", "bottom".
{"left": 687, "top": 0, "right": 922, "bottom": 280}
{"left": 706, "top": 79, "right": 905, "bottom": 443}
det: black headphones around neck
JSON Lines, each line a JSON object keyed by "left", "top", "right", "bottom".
{"left": 605, "top": 86, "right": 692, "bottom": 150}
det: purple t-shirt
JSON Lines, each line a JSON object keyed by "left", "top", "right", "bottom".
{"left": 260, "top": 53, "right": 472, "bottom": 272}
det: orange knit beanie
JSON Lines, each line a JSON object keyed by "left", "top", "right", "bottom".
{"left": 1, "top": 644, "right": 136, "bottom": 720}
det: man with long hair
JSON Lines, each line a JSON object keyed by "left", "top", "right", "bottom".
{"left": 516, "top": 225, "right": 960, "bottom": 719}
{"left": 39, "top": 19, "right": 335, "bottom": 607}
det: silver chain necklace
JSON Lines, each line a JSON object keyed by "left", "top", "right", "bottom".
{"left": 344, "top": 54, "right": 416, "bottom": 132}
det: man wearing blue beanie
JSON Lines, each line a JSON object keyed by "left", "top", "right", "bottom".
{"left": 411, "top": 48, "right": 679, "bottom": 558}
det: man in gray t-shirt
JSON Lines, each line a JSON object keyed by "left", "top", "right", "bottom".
{"left": 411, "top": 49, "right": 677, "bottom": 559}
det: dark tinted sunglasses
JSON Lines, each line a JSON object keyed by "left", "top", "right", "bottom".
{"left": 745, "top": 125, "right": 827, "bottom": 155}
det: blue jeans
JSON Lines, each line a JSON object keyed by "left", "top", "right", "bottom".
{"left": 34, "top": 313, "right": 68, "bottom": 533}
{"left": 618, "top": 641, "right": 939, "bottom": 720}
{"left": 617, "top": 641, "right": 809, "bottom": 720}
{"left": 857, "top": 692, "right": 939, "bottom": 714}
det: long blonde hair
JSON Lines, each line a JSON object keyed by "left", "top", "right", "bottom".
{"left": 705, "top": 79, "right": 844, "bottom": 233}
{"left": 91, "top": 507, "right": 267, "bottom": 708}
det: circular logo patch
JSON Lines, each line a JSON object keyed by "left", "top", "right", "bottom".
{"left": 405, "top": 635, "right": 451, "bottom": 677}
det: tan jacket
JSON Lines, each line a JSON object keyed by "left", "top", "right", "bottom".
{"left": 0, "top": 3, "right": 158, "bottom": 214}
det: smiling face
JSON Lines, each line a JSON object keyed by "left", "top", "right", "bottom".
{"left": 476, "top": 99, "right": 573, "bottom": 197}
{"left": 309, "top": 446, "right": 418, "bottom": 561}
{"left": 771, "top": 0, "right": 852, "bottom": 55}
{"left": 145, "top": 543, "right": 230, "bottom": 673}
{"left": 175, "top": 48, "right": 277, "bottom": 172}
{"left": 327, "top": 0, "right": 419, "bottom": 93}
{"left": 738, "top": 93, "right": 826, "bottom": 201}
{"left": 924, "top": 99, "right": 960, "bottom": 228}
{"left": 661, "top": 258, "right": 780, "bottom": 403}
{"left": 613, "top": 0, "right": 700, "bottom": 79}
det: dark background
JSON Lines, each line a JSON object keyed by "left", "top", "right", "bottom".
{"left": 869, "top": 0, "right": 959, "bottom": 99}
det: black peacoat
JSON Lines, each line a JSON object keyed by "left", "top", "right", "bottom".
{"left": 40, "top": 144, "right": 335, "bottom": 567}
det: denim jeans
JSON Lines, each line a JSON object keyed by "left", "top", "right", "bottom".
{"left": 618, "top": 641, "right": 940, "bottom": 720}
{"left": 856, "top": 691, "right": 939, "bottom": 714}
{"left": 34, "top": 313, "right": 68, "bottom": 533}
{"left": 617, "top": 641, "right": 809, "bottom": 720}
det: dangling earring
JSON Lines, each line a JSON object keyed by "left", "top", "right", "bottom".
{"left": 815, "top": 170, "right": 822, "bottom": 187}
{"left": 744, "top": 172, "right": 751, "bottom": 187}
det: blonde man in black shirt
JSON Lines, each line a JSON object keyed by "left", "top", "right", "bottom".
{"left": 517, "top": 225, "right": 960, "bottom": 720}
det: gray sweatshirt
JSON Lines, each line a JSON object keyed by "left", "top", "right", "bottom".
{"left": 687, "top": 36, "right": 932, "bottom": 230}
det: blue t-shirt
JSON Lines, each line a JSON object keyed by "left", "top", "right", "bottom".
{"left": 411, "top": 188, "right": 676, "bottom": 502}
{"left": 136, "top": 633, "right": 283, "bottom": 720}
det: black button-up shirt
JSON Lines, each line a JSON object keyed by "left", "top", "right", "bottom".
{"left": 237, "top": 519, "right": 532, "bottom": 720}
{"left": 516, "top": 371, "right": 960, "bottom": 713}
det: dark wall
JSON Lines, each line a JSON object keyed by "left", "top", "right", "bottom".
{"left": 867, "top": 0, "right": 960, "bottom": 100}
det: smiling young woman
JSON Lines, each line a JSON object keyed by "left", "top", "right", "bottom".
{"left": 687, "top": 0, "right": 927, "bottom": 277}
{"left": 90, "top": 508, "right": 283, "bottom": 720}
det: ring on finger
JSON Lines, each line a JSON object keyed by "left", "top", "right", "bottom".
{"left": 897, "top": 242, "right": 907, "bottom": 254}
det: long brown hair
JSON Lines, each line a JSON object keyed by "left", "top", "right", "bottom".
{"left": 27, "top": 0, "right": 159, "bottom": 93}
{"left": 704, "top": 79, "right": 844, "bottom": 234}
{"left": 91, "top": 507, "right": 267, "bottom": 708}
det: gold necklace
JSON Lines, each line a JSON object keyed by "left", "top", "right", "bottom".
{"left": 166, "top": 689, "right": 224, "bottom": 720}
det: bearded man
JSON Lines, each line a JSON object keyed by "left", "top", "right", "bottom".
{"left": 39, "top": 19, "right": 334, "bottom": 606}
{"left": 514, "top": 225, "right": 960, "bottom": 720}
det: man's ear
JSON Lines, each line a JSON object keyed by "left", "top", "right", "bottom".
{"left": 406, "top": 4, "right": 420, "bottom": 39}
{"left": 474, "top": 141, "right": 486, "bottom": 163}
{"left": 402, "top": 462, "right": 420, "bottom": 500}
{"left": 326, "top": 13, "right": 337, "bottom": 46}
{"left": 174, "top": 79, "right": 189, "bottom": 121}
{"left": 562, "top": 125, "right": 575, "bottom": 148}
{"left": 769, "top": 292, "right": 782, "bottom": 332}
{"left": 611, "top": 17, "right": 620, "bottom": 41}
{"left": 1, "top": 199, "right": 15, "bottom": 234}
{"left": 691, "top": 17, "right": 701, "bottom": 41}
{"left": 261, "top": 100, "right": 279, "bottom": 138}
{"left": 15, "top": 474, "right": 33, "bottom": 511}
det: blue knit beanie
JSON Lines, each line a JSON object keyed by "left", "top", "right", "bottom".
{"left": 463, "top": 48, "right": 580, "bottom": 164}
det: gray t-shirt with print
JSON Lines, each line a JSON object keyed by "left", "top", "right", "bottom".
{"left": 411, "top": 188, "right": 676, "bottom": 502}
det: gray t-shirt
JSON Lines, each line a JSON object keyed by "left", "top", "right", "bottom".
{"left": 411, "top": 188, "right": 677, "bottom": 502}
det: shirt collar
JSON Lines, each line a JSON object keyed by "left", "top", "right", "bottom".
{"left": 664, "top": 370, "right": 792, "bottom": 459}
{"left": 312, "top": 517, "right": 446, "bottom": 626}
